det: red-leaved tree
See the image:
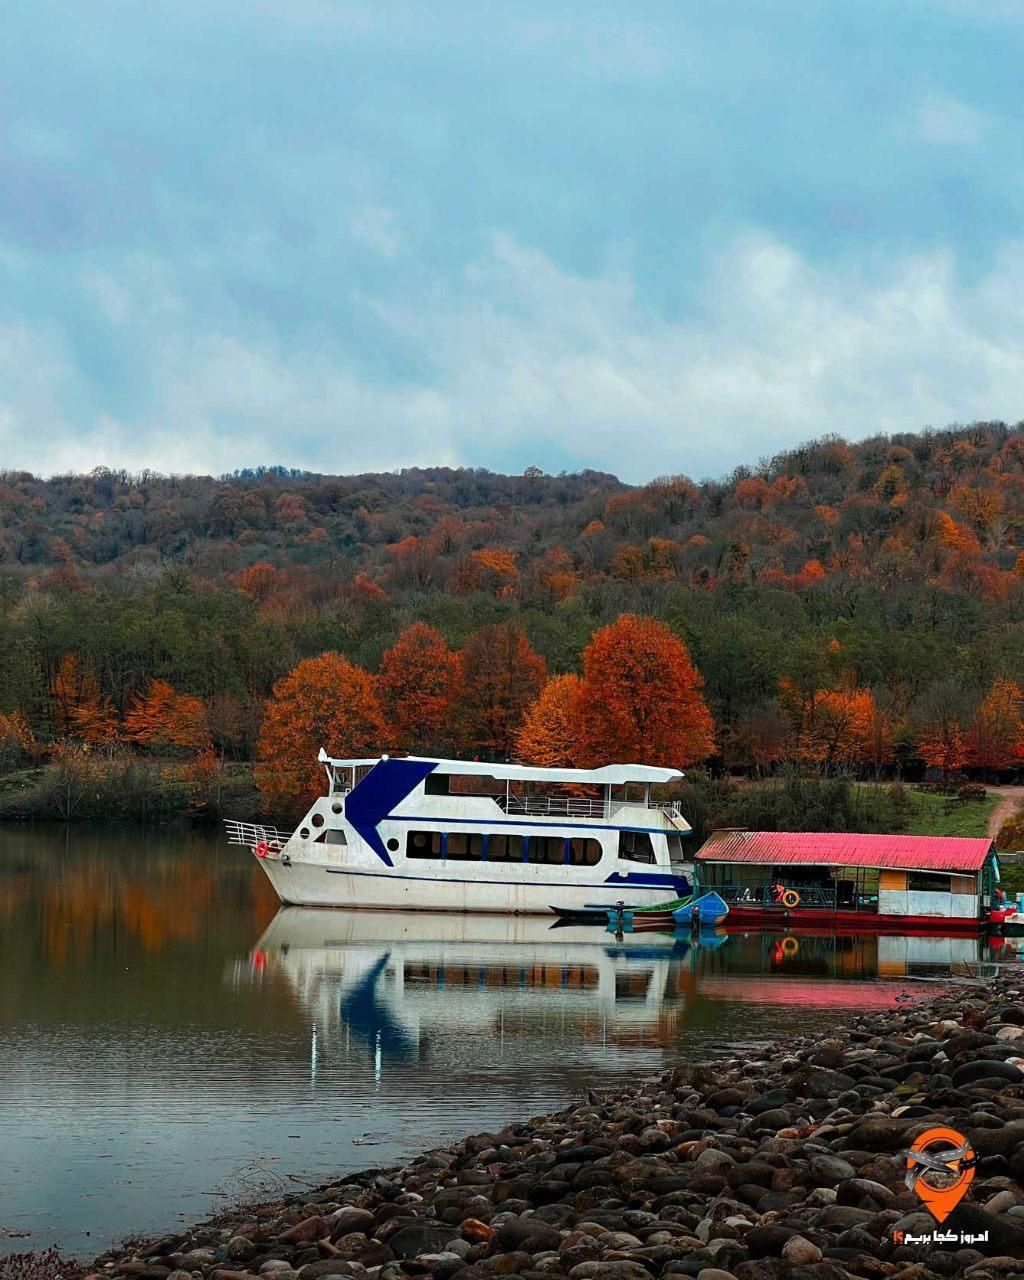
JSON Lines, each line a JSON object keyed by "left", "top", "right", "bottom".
{"left": 453, "top": 622, "right": 547, "bottom": 758}
{"left": 256, "top": 653, "right": 387, "bottom": 811}
{"left": 379, "top": 623, "right": 459, "bottom": 754}
{"left": 576, "top": 615, "right": 715, "bottom": 767}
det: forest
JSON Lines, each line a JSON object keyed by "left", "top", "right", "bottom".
{"left": 2, "top": 422, "right": 1024, "bottom": 838}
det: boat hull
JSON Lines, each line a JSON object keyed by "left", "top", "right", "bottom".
{"left": 256, "top": 856, "right": 691, "bottom": 915}
{"left": 607, "top": 892, "right": 729, "bottom": 932}
{"left": 723, "top": 905, "right": 984, "bottom": 935}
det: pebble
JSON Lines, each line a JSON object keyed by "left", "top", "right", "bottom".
{"left": 61, "top": 974, "right": 1024, "bottom": 1280}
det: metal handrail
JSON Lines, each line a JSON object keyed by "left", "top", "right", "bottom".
{"left": 717, "top": 883, "right": 839, "bottom": 909}
{"left": 224, "top": 819, "right": 292, "bottom": 849}
{"left": 494, "top": 794, "right": 685, "bottom": 821}
{"left": 498, "top": 794, "right": 608, "bottom": 818}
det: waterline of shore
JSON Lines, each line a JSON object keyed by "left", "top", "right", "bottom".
{"left": 57, "top": 973, "right": 1024, "bottom": 1280}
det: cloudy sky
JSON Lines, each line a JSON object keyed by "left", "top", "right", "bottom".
{"left": 3, "top": 0, "right": 1024, "bottom": 483}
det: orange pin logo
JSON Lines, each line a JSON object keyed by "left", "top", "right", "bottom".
{"left": 904, "top": 1127, "right": 976, "bottom": 1222}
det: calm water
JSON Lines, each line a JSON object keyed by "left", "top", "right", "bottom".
{"left": 0, "top": 825, "right": 1017, "bottom": 1259}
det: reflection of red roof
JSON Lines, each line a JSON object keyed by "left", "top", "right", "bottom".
{"left": 700, "top": 976, "right": 906, "bottom": 1010}
{"left": 697, "top": 830, "right": 992, "bottom": 873}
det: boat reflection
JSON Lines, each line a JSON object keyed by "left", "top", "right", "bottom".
{"left": 244, "top": 910, "right": 700, "bottom": 1065}
{"left": 239, "top": 911, "right": 1018, "bottom": 1071}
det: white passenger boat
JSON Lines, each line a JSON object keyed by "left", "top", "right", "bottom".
{"left": 226, "top": 752, "right": 693, "bottom": 913}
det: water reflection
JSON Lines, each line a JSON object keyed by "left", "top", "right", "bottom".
{"left": 244, "top": 910, "right": 1013, "bottom": 1074}
{"left": 0, "top": 825, "right": 1018, "bottom": 1261}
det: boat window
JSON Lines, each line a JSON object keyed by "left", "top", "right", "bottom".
{"left": 569, "top": 838, "right": 603, "bottom": 866}
{"left": 619, "top": 831, "right": 656, "bottom": 864}
{"left": 314, "top": 829, "right": 347, "bottom": 846}
{"left": 424, "top": 773, "right": 451, "bottom": 796}
{"left": 311, "top": 813, "right": 324, "bottom": 828}
{"left": 528, "top": 835, "right": 566, "bottom": 864}
{"left": 666, "top": 834, "right": 686, "bottom": 861}
{"left": 407, "top": 830, "right": 443, "bottom": 859}
{"left": 446, "top": 832, "right": 484, "bottom": 860}
{"left": 907, "top": 871, "right": 954, "bottom": 893}
{"left": 487, "top": 833, "right": 525, "bottom": 862}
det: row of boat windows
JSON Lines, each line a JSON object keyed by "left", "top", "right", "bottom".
{"left": 401, "top": 830, "right": 656, "bottom": 865}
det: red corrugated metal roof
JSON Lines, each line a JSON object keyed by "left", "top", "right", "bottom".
{"left": 696, "top": 830, "right": 992, "bottom": 873}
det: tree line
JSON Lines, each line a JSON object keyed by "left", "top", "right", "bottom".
{"left": 2, "top": 422, "right": 1024, "bottom": 820}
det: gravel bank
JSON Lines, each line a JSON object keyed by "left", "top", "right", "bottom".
{"left": 68, "top": 975, "right": 1024, "bottom": 1280}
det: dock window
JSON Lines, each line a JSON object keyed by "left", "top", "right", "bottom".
{"left": 487, "top": 834, "right": 525, "bottom": 862}
{"left": 619, "top": 831, "right": 655, "bottom": 864}
{"left": 407, "top": 831, "right": 443, "bottom": 859}
{"left": 907, "top": 871, "right": 954, "bottom": 893}
{"left": 528, "top": 835, "right": 566, "bottom": 864}
{"left": 569, "top": 838, "right": 603, "bottom": 866}
{"left": 446, "top": 832, "right": 484, "bottom": 860}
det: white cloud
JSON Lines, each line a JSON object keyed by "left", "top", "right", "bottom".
{"left": 4, "top": 231, "right": 1024, "bottom": 482}
{"left": 915, "top": 93, "right": 988, "bottom": 144}
{"left": 347, "top": 206, "right": 403, "bottom": 258}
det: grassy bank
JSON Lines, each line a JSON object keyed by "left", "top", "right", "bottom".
{"left": 899, "top": 786, "right": 998, "bottom": 837}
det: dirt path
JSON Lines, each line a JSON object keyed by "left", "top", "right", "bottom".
{"left": 987, "top": 783, "right": 1024, "bottom": 838}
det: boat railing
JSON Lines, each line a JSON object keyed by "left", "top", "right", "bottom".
{"left": 493, "top": 795, "right": 685, "bottom": 821}
{"left": 225, "top": 819, "right": 293, "bottom": 849}
{"left": 496, "top": 794, "right": 609, "bottom": 818}
{"left": 718, "top": 884, "right": 839, "bottom": 909}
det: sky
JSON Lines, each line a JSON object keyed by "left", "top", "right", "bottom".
{"left": 3, "top": 0, "right": 1024, "bottom": 484}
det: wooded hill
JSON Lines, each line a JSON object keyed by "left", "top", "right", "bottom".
{"left": 3, "top": 421, "right": 1024, "bottom": 781}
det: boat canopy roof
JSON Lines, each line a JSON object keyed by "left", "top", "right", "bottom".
{"left": 317, "top": 750, "right": 682, "bottom": 787}
{"left": 696, "top": 830, "right": 994, "bottom": 874}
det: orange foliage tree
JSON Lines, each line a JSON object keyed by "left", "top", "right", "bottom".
{"left": 575, "top": 615, "right": 715, "bottom": 768}
{"left": 379, "top": 623, "right": 459, "bottom": 754}
{"left": 256, "top": 653, "right": 387, "bottom": 811}
{"left": 235, "top": 562, "right": 284, "bottom": 603}
{"left": 49, "top": 653, "right": 100, "bottom": 735}
{"left": 0, "top": 709, "right": 34, "bottom": 770}
{"left": 71, "top": 694, "right": 121, "bottom": 746}
{"left": 965, "top": 677, "right": 1024, "bottom": 770}
{"left": 516, "top": 674, "right": 584, "bottom": 768}
{"left": 453, "top": 623, "right": 547, "bottom": 758}
{"left": 125, "top": 680, "right": 212, "bottom": 752}
{"left": 778, "top": 679, "right": 893, "bottom": 771}
{"left": 453, "top": 548, "right": 519, "bottom": 598}
{"left": 915, "top": 691, "right": 969, "bottom": 777}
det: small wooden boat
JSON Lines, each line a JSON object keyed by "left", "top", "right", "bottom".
{"left": 549, "top": 904, "right": 620, "bottom": 924}
{"left": 607, "top": 891, "right": 729, "bottom": 932}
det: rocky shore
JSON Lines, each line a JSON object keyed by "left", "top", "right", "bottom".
{"left": 69, "top": 975, "right": 1024, "bottom": 1280}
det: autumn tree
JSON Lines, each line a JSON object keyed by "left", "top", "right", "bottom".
{"left": 379, "top": 623, "right": 459, "bottom": 754}
{"left": 914, "top": 683, "right": 971, "bottom": 777}
{"left": 49, "top": 653, "right": 100, "bottom": 735}
{"left": 575, "top": 615, "right": 715, "bottom": 768}
{"left": 453, "top": 623, "right": 547, "bottom": 758}
{"left": 778, "top": 679, "right": 893, "bottom": 771}
{"left": 516, "top": 674, "right": 584, "bottom": 768}
{"left": 0, "top": 709, "right": 34, "bottom": 772}
{"left": 965, "top": 677, "right": 1024, "bottom": 771}
{"left": 724, "top": 705, "right": 789, "bottom": 773}
{"left": 256, "top": 653, "right": 387, "bottom": 811}
{"left": 125, "top": 680, "right": 212, "bottom": 753}
{"left": 71, "top": 695, "right": 122, "bottom": 746}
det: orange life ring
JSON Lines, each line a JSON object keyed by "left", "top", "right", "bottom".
{"left": 781, "top": 889, "right": 801, "bottom": 909}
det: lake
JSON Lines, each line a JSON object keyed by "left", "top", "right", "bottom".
{"left": 0, "top": 824, "right": 1015, "bottom": 1259}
